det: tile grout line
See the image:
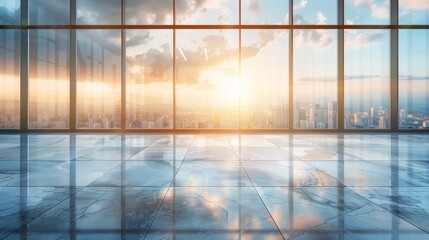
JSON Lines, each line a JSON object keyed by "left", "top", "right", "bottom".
{"left": 2, "top": 157, "right": 87, "bottom": 239}
{"left": 301, "top": 159, "right": 429, "bottom": 235}
{"left": 226, "top": 134, "right": 286, "bottom": 239}
{"left": 143, "top": 134, "right": 196, "bottom": 239}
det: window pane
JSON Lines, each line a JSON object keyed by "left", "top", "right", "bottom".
{"left": 176, "top": 0, "right": 238, "bottom": 25}
{"left": 125, "top": 0, "right": 173, "bottom": 25}
{"left": 176, "top": 30, "right": 239, "bottom": 129}
{"left": 344, "top": 30, "right": 390, "bottom": 129}
{"left": 293, "top": 0, "right": 337, "bottom": 25}
{"left": 0, "top": 30, "right": 20, "bottom": 129}
{"left": 242, "top": 0, "right": 289, "bottom": 25}
{"left": 29, "top": 30, "right": 69, "bottom": 129}
{"left": 126, "top": 30, "right": 173, "bottom": 129}
{"left": 77, "top": 30, "right": 121, "bottom": 129}
{"left": 293, "top": 29, "right": 337, "bottom": 129}
{"left": 399, "top": 0, "right": 429, "bottom": 25}
{"left": 29, "top": 0, "right": 70, "bottom": 25}
{"left": 0, "top": 0, "right": 20, "bottom": 25}
{"left": 77, "top": 0, "right": 121, "bottom": 25}
{"left": 399, "top": 30, "right": 429, "bottom": 129}
{"left": 345, "top": 0, "right": 389, "bottom": 25}
{"left": 241, "top": 30, "right": 289, "bottom": 128}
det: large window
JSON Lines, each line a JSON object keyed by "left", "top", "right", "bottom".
{"left": 345, "top": 0, "right": 390, "bottom": 25}
{"left": 0, "top": 1, "right": 428, "bottom": 131}
{"left": 29, "top": 0, "right": 70, "bottom": 25}
{"left": 399, "top": 0, "right": 429, "bottom": 25}
{"left": 0, "top": 0, "right": 20, "bottom": 25}
{"left": 293, "top": 0, "right": 337, "bottom": 25}
{"left": 176, "top": 30, "right": 239, "bottom": 129}
{"left": 29, "top": 29, "right": 70, "bottom": 129}
{"left": 76, "top": 30, "right": 121, "bottom": 129}
{"left": 294, "top": 30, "right": 338, "bottom": 129}
{"left": 344, "top": 30, "right": 390, "bottom": 129}
{"left": 175, "top": 0, "right": 238, "bottom": 25}
{"left": 399, "top": 30, "right": 429, "bottom": 129}
{"left": 0, "top": 30, "right": 20, "bottom": 129}
{"left": 241, "top": 30, "right": 289, "bottom": 128}
{"left": 126, "top": 30, "right": 173, "bottom": 129}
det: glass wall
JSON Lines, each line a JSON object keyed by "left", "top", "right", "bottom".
{"left": 125, "top": 0, "right": 173, "bottom": 25}
{"left": 0, "top": 0, "right": 20, "bottom": 25}
{"left": 126, "top": 30, "right": 173, "bottom": 129}
{"left": 29, "top": 29, "right": 70, "bottom": 129}
{"left": 29, "top": 0, "right": 70, "bottom": 25}
{"left": 344, "top": 30, "right": 390, "bottom": 129}
{"left": 175, "top": 30, "right": 239, "bottom": 129}
{"left": 399, "top": 0, "right": 429, "bottom": 25}
{"left": 293, "top": 30, "right": 338, "bottom": 129}
{"left": 0, "top": 30, "right": 20, "bottom": 129}
{"left": 242, "top": 0, "right": 289, "bottom": 25}
{"left": 175, "top": 0, "right": 238, "bottom": 25}
{"left": 77, "top": 0, "right": 121, "bottom": 25}
{"left": 345, "top": 0, "right": 390, "bottom": 25}
{"left": 0, "top": 1, "right": 428, "bottom": 131}
{"left": 399, "top": 30, "right": 429, "bottom": 129}
{"left": 293, "top": 0, "right": 337, "bottom": 25}
{"left": 76, "top": 30, "right": 121, "bottom": 129}
{"left": 241, "top": 30, "right": 289, "bottom": 128}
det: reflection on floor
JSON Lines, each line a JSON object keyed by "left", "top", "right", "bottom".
{"left": 1, "top": 133, "right": 429, "bottom": 239}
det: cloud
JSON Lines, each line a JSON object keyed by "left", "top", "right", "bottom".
{"left": 247, "top": 0, "right": 260, "bottom": 12}
{"left": 399, "top": 75, "right": 429, "bottom": 81}
{"left": 345, "top": 75, "right": 385, "bottom": 80}
{"left": 298, "top": 77, "right": 336, "bottom": 82}
{"left": 345, "top": 31, "right": 387, "bottom": 50}
{"left": 175, "top": 29, "right": 285, "bottom": 84}
{"left": 295, "top": 29, "right": 333, "bottom": 49}
{"left": 399, "top": 0, "right": 429, "bottom": 10}
{"left": 217, "top": 7, "right": 232, "bottom": 24}
{"left": 77, "top": 0, "right": 121, "bottom": 24}
{"left": 202, "top": 34, "right": 228, "bottom": 55}
{"left": 371, "top": 0, "right": 389, "bottom": 19}
{"left": 175, "top": 0, "right": 233, "bottom": 24}
{"left": 257, "top": 30, "right": 277, "bottom": 47}
{"left": 126, "top": 32, "right": 152, "bottom": 48}
{"left": 293, "top": 15, "right": 333, "bottom": 50}
{"left": 353, "top": 0, "right": 373, "bottom": 6}
{"left": 346, "top": 19, "right": 354, "bottom": 25}
{"left": 125, "top": 0, "right": 173, "bottom": 24}
{"left": 352, "top": 0, "right": 390, "bottom": 20}
{"left": 128, "top": 42, "right": 173, "bottom": 83}
{"left": 293, "top": 0, "right": 308, "bottom": 11}
{"left": 317, "top": 12, "right": 327, "bottom": 25}
{"left": 298, "top": 74, "right": 399, "bottom": 83}
{"left": 293, "top": 14, "right": 308, "bottom": 24}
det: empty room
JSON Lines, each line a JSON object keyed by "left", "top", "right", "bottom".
{"left": 1, "top": 0, "right": 429, "bottom": 239}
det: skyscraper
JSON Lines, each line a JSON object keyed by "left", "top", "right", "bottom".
{"left": 328, "top": 101, "right": 337, "bottom": 129}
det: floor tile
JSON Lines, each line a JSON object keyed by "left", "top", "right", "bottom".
{"left": 90, "top": 161, "right": 180, "bottom": 187}
{"left": 242, "top": 161, "right": 342, "bottom": 187}
{"left": 350, "top": 186, "right": 429, "bottom": 233}
{"left": 130, "top": 147, "right": 189, "bottom": 161}
{"left": 10, "top": 187, "right": 167, "bottom": 239}
{"left": 148, "top": 187, "right": 283, "bottom": 238}
{"left": 185, "top": 147, "right": 237, "bottom": 161}
{"left": 308, "top": 160, "right": 429, "bottom": 187}
{"left": 174, "top": 161, "right": 251, "bottom": 187}
{"left": 257, "top": 186, "right": 429, "bottom": 239}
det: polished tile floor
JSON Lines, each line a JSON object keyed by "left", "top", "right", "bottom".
{"left": 1, "top": 133, "right": 429, "bottom": 239}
